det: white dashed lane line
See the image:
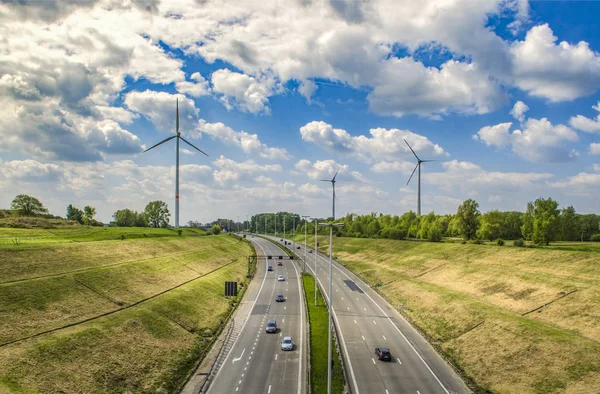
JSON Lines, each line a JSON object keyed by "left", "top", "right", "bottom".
{"left": 372, "top": 358, "right": 376, "bottom": 365}
{"left": 397, "top": 358, "right": 402, "bottom": 364}
{"left": 383, "top": 335, "right": 387, "bottom": 341}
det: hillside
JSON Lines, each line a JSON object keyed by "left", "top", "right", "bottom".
{"left": 0, "top": 226, "right": 252, "bottom": 393}
{"left": 291, "top": 234, "right": 600, "bottom": 393}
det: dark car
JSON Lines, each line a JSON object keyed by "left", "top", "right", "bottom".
{"left": 277, "top": 261, "right": 283, "bottom": 266}
{"left": 276, "top": 294, "right": 285, "bottom": 302}
{"left": 280, "top": 238, "right": 283, "bottom": 241}
{"left": 268, "top": 265, "right": 273, "bottom": 271}
{"left": 375, "top": 347, "right": 392, "bottom": 361}
{"left": 266, "top": 319, "right": 277, "bottom": 333}
{"left": 296, "top": 246, "right": 300, "bottom": 250}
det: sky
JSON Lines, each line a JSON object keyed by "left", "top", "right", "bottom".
{"left": 1, "top": 0, "right": 600, "bottom": 225}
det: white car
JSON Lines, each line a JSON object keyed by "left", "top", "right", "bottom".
{"left": 278, "top": 275, "right": 285, "bottom": 281}
{"left": 281, "top": 336, "right": 294, "bottom": 351}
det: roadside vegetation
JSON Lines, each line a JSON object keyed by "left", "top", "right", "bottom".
{"left": 0, "top": 224, "right": 252, "bottom": 393}
{"left": 302, "top": 274, "right": 344, "bottom": 394}
{"left": 291, "top": 235, "right": 600, "bottom": 393}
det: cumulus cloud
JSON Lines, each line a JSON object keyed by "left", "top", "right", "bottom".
{"left": 511, "top": 24, "right": 600, "bottom": 101}
{"left": 475, "top": 118, "right": 579, "bottom": 163}
{"left": 211, "top": 69, "right": 280, "bottom": 114}
{"left": 196, "top": 119, "right": 289, "bottom": 160}
{"left": 175, "top": 72, "right": 211, "bottom": 97}
{"left": 510, "top": 101, "right": 529, "bottom": 123}
{"left": 591, "top": 143, "right": 600, "bottom": 155}
{"left": 569, "top": 101, "right": 600, "bottom": 133}
{"left": 212, "top": 155, "right": 281, "bottom": 186}
{"left": 294, "top": 159, "right": 367, "bottom": 183}
{"left": 370, "top": 160, "right": 415, "bottom": 174}
{"left": 124, "top": 90, "right": 198, "bottom": 133}
{"left": 300, "top": 121, "right": 446, "bottom": 162}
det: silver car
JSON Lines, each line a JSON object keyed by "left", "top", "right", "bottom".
{"left": 281, "top": 336, "right": 294, "bottom": 351}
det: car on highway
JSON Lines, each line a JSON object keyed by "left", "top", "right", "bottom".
{"left": 278, "top": 275, "right": 285, "bottom": 281}
{"left": 268, "top": 265, "right": 273, "bottom": 271}
{"left": 296, "top": 246, "right": 300, "bottom": 249}
{"left": 277, "top": 261, "right": 283, "bottom": 266}
{"left": 308, "top": 250, "right": 313, "bottom": 253}
{"left": 276, "top": 294, "right": 285, "bottom": 302}
{"left": 375, "top": 347, "right": 392, "bottom": 361}
{"left": 281, "top": 336, "right": 294, "bottom": 351}
{"left": 280, "top": 238, "right": 283, "bottom": 241}
{"left": 266, "top": 320, "right": 277, "bottom": 333}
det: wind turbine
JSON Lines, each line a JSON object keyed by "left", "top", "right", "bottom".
{"left": 404, "top": 139, "right": 435, "bottom": 216}
{"left": 144, "top": 99, "right": 208, "bottom": 228}
{"left": 320, "top": 167, "right": 340, "bottom": 220}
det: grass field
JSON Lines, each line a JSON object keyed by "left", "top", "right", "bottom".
{"left": 0, "top": 226, "right": 252, "bottom": 393}
{"left": 291, "top": 234, "right": 600, "bottom": 393}
{"left": 302, "top": 274, "right": 344, "bottom": 394}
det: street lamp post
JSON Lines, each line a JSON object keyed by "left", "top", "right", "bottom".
{"left": 319, "top": 221, "right": 344, "bottom": 394}
{"left": 301, "top": 215, "right": 310, "bottom": 274}
{"left": 314, "top": 217, "right": 318, "bottom": 306}
{"left": 283, "top": 215, "right": 286, "bottom": 241}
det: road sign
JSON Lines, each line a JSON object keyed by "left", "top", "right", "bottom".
{"left": 225, "top": 281, "right": 238, "bottom": 296}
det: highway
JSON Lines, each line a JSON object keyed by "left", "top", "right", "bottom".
{"left": 267, "top": 235, "right": 470, "bottom": 394}
{"left": 207, "top": 236, "right": 307, "bottom": 394}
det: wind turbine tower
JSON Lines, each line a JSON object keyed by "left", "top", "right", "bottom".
{"left": 144, "top": 99, "right": 208, "bottom": 228}
{"left": 404, "top": 139, "right": 435, "bottom": 216}
{"left": 320, "top": 168, "right": 340, "bottom": 220}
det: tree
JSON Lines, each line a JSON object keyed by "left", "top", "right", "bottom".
{"left": 477, "top": 210, "right": 503, "bottom": 241}
{"left": 532, "top": 197, "right": 559, "bottom": 245}
{"left": 558, "top": 206, "right": 578, "bottom": 241}
{"left": 521, "top": 202, "right": 534, "bottom": 241}
{"left": 455, "top": 199, "right": 480, "bottom": 241}
{"left": 83, "top": 206, "right": 97, "bottom": 225}
{"left": 144, "top": 201, "right": 170, "bottom": 228}
{"left": 212, "top": 224, "right": 221, "bottom": 235}
{"left": 11, "top": 194, "right": 48, "bottom": 216}
{"left": 66, "top": 204, "right": 84, "bottom": 224}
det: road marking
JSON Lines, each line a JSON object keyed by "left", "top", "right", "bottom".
{"left": 241, "top": 373, "right": 244, "bottom": 378}
{"left": 386, "top": 390, "right": 389, "bottom": 394}
{"left": 364, "top": 307, "right": 367, "bottom": 311}
{"left": 362, "top": 335, "right": 365, "bottom": 341}
{"left": 354, "top": 320, "right": 357, "bottom": 324}
{"left": 383, "top": 335, "right": 387, "bottom": 341}
{"left": 356, "top": 298, "right": 358, "bottom": 301}
{"left": 235, "top": 388, "right": 239, "bottom": 392}
{"left": 282, "top": 318, "right": 285, "bottom": 323}
{"left": 397, "top": 358, "right": 402, "bottom": 364}
{"left": 244, "top": 367, "right": 247, "bottom": 371}
{"left": 417, "top": 391, "right": 421, "bottom": 394}
{"left": 372, "top": 358, "right": 376, "bottom": 365}
{"left": 275, "top": 354, "right": 278, "bottom": 360}
{"left": 341, "top": 297, "right": 344, "bottom": 300}
{"left": 232, "top": 349, "right": 245, "bottom": 364}
{"left": 238, "top": 380, "right": 242, "bottom": 384}
{"left": 347, "top": 306, "right": 350, "bottom": 311}
{"left": 280, "top": 332, "right": 282, "bottom": 337}
{"left": 268, "top": 385, "right": 272, "bottom": 393}
{"left": 284, "top": 306, "right": 287, "bottom": 310}
{"left": 373, "top": 320, "right": 377, "bottom": 325}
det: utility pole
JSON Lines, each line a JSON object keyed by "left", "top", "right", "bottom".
{"left": 302, "top": 215, "right": 309, "bottom": 274}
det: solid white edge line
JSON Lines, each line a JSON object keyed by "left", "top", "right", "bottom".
{"left": 206, "top": 239, "right": 270, "bottom": 394}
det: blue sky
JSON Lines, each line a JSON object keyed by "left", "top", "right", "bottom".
{"left": 1, "top": 0, "right": 600, "bottom": 224}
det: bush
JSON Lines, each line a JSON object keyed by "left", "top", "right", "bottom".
{"left": 120, "top": 234, "right": 126, "bottom": 240}
{"left": 467, "top": 239, "right": 484, "bottom": 245}
{"left": 178, "top": 229, "right": 183, "bottom": 236}
{"left": 496, "top": 238, "right": 505, "bottom": 246}
{"left": 513, "top": 239, "right": 525, "bottom": 247}
{"left": 590, "top": 234, "right": 600, "bottom": 242}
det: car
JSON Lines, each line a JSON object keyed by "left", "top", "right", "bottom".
{"left": 268, "top": 265, "right": 273, "bottom": 271}
{"left": 308, "top": 250, "right": 313, "bottom": 253}
{"left": 278, "top": 275, "right": 285, "bottom": 281}
{"left": 281, "top": 336, "right": 294, "bottom": 351}
{"left": 266, "top": 320, "right": 277, "bottom": 333}
{"left": 280, "top": 238, "right": 283, "bottom": 241}
{"left": 296, "top": 246, "right": 301, "bottom": 250}
{"left": 277, "top": 261, "right": 283, "bottom": 266}
{"left": 375, "top": 347, "right": 392, "bottom": 361}
{"left": 276, "top": 294, "right": 285, "bottom": 302}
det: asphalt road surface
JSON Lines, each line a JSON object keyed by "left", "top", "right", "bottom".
{"left": 208, "top": 236, "right": 307, "bottom": 394}
{"left": 268, "top": 235, "right": 470, "bottom": 394}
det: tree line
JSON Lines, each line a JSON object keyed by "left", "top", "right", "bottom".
{"left": 292, "top": 197, "right": 600, "bottom": 245}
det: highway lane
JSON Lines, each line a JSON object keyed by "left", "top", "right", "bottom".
{"left": 207, "top": 236, "right": 306, "bottom": 394}
{"left": 269, "top": 235, "right": 470, "bottom": 394}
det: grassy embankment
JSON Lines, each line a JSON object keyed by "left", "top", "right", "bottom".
{"left": 0, "top": 226, "right": 252, "bottom": 393}
{"left": 290, "top": 234, "right": 600, "bottom": 394}
{"left": 302, "top": 274, "right": 344, "bottom": 394}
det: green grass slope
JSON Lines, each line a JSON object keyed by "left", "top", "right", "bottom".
{"left": 0, "top": 227, "right": 251, "bottom": 393}
{"left": 291, "top": 234, "right": 600, "bottom": 393}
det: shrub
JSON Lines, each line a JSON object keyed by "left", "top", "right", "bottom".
{"left": 178, "top": 229, "right": 183, "bottom": 236}
{"left": 467, "top": 239, "right": 484, "bottom": 245}
{"left": 120, "top": 234, "right": 126, "bottom": 240}
{"left": 590, "top": 234, "right": 600, "bottom": 242}
{"left": 496, "top": 238, "right": 505, "bottom": 246}
{"left": 513, "top": 238, "right": 525, "bottom": 247}
{"left": 461, "top": 240, "right": 467, "bottom": 244}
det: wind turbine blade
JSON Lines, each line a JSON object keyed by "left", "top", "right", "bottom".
{"left": 406, "top": 163, "right": 419, "bottom": 185}
{"left": 332, "top": 167, "right": 341, "bottom": 182}
{"left": 320, "top": 179, "right": 331, "bottom": 182}
{"left": 404, "top": 139, "right": 420, "bottom": 161}
{"left": 176, "top": 98, "right": 179, "bottom": 133}
{"left": 144, "top": 135, "right": 176, "bottom": 153}
{"left": 420, "top": 159, "right": 437, "bottom": 162}
{"left": 180, "top": 136, "right": 209, "bottom": 157}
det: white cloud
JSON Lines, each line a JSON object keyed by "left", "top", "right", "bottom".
{"left": 175, "top": 72, "right": 211, "bottom": 97}
{"left": 300, "top": 121, "right": 446, "bottom": 162}
{"left": 591, "top": 143, "right": 600, "bottom": 155}
{"left": 370, "top": 160, "right": 415, "bottom": 174}
{"left": 181, "top": 148, "right": 195, "bottom": 156}
{"left": 124, "top": 90, "right": 198, "bottom": 133}
{"left": 510, "top": 101, "right": 529, "bottom": 123}
{"left": 298, "top": 80, "right": 317, "bottom": 103}
{"left": 511, "top": 24, "right": 600, "bottom": 101}
{"left": 594, "top": 164, "right": 600, "bottom": 172}
{"left": 294, "top": 159, "right": 367, "bottom": 184}
{"left": 211, "top": 69, "right": 280, "bottom": 114}
{"left": 196, "top": 119, "right": 289, "bottom": 160}
{"left": 547, "top": 172, "right": 600, "bottom": 195}
{"left": 475, "top": 118, "right": 579, "bottom": 163}
{"left": 569, "top": 101, "right": 600, "bottom": 133}
{"left": 212, "top": 155, "right": 281, "bottom": 186}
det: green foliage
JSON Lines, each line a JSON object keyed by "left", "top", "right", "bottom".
{"left": 513, "top": 239, "right": 525, "bottom": 247}
{"left": 558, "top": 206, "right": 578, "bottom": 241}
{"left": 113, "top": 209, "right": 147, "bottom": 227}
{"left": 11, "top": 194, "right": 48, "bottom": 217}
{"left": 144, "top": 201, "right": 170, "bottom": 228}
{"left": 211, "top": 224, "right": 221, "bottom": 235}
{"left": 177, "top": 229, "right": 183, "bottom": 236}
{"left": 590, "top": 234, "right": 600, "bottom": 242}
{"left": 521, "top": 202, "right": 534, "bottom": 241}
{"left": 496, "top": 238, "right": 505, "bottom": 246}
{"left": 477, "top": 210, "right": 503, "bottom": 241}
{"left": 532, "top": 197, "right": 559, "bottom": 245}
{"left": 467, "top": 239, "right": 484, "bottom": 245}
{"left": 66, "top": 204, "right": 84, "bottom": 224}
{"left": 455, "top": 199, "right": 480, "bottom": 241}
{"left": 83, "top": 206, "right": 97, "bottom": 225}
